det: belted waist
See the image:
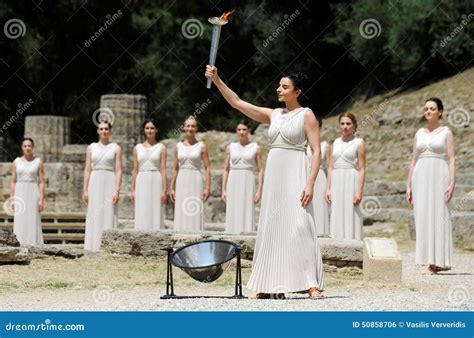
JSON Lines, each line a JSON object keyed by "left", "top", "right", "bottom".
{"left": 17, "top": 179, "right": 38, "bottom": 183}
{"left": 333, "top": 162, "right": 357, "bottom": 170}
{"left": 230, "top": 166, "right": 253, "bottom": 171}
{"left": 180, "top": 166, "right": 200, "bottom": 170}
{"left": 139, "top": 168, "right": 160, "bottom": 172}
{"left": 269, "top": 143, "right": 306, "bottom": 152}
{"left": 92, "top": 168, "right": 114, "bottom": 172}
{"left": 418, "top": 153, "right": 446, "bottom": 160}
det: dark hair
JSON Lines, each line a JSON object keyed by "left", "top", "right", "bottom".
{"left": 142, "top": 117, "right": 159, "bottom": 130}
{"left": 97, "top": 121, "right": 112, "bottom": 129}
{"left": 236, "top": 119, "right": 251, "bottom": 129}
{"left": 339, "top": 112, "right": 358, "bottom": 132}
{"left": 283, "top": 72, "right": 308, "bottom": 101}
{"left": 21, "top": 137, "right": 34, "bottom": 147}
{"left": 316, "top": 116, "right": 323, "bottom": 128}
{"left": 425, "top": 97, "right": 444, "bottom": 111}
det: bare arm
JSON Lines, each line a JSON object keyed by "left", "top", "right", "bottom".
{"left": 131, "top": 146, "right": 138, "bottom": 203}
{"left": 254, "top": 145, "right": 264, "bottom": 204}
{"left": 354, "top": 140, "right": 366, "bottom": 206}
{"left": 9, "top": 161, "right": 16, "bottom": 200}
{"left": 82, "top": 145, "right": 92, "bottom": 204}
{"left": 113, "top": 145, "right": 123, "bottom": 205}
{"left": 325, "top": 143, "right": 333, "bottom": 204}
{"left": 406, "top": 134, "right": 419, "bottom": 205}
{"left": 221, "top": 145, "right": 230, "bottom": 203}
{"left": 445, "top": 128, "right": 456, "bottom": 202}
{"left": 205, "top": 66, "right": 273, "bottom": 124}
{"left": 161, "top": 145, "right": 168, "bottom": 205}
{"left": 301, "top": 109, "right": 320, "bottom": 208}
{"left": 169, "top": 146, "right": 179, "bottom": 203}
{"left": 38, "top": 161, "right": 45, "bottom": 212}
{"left": 202, "top": 143, "right": 211, "bottom": 202}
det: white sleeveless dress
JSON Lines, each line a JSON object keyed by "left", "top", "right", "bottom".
{"left": 412, "top": 126, "right": 452, "bottom": 267}
{"left": 246, "top": 108, "right": 324, "bottom": 293}
{"left": 135, "top": 143, "right": 165, "bottom": 230}
{"left": 329, "top": 137, "right": 364, "bottom": 240}
{"left": 84, "top": 142, "right": 118, "bottom": 251}
{"left": 307, "top": 141, "right": 329, "bottom": 236}
{"left": 13, "top": 157, "right": 43, "bottom": 246}
{"left": 225, "top": 142, "right": 258, "bottom": 234}
{"left": 174, "top": 141, "right": 204, "bottom": 231}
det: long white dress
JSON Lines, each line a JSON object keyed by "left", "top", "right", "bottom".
{"left": 13, "top": 157, "right": 43, "bottom": 246}
{"left": 307, "top": 141, "right": 329, "bottom": 236}
{"left": 329, "top": 137, "right": 363, "bottom": 240}
{"left": 412, "top": 126, "right": 452, "bottom": 267}
{"left": 174, "top": 141, "right": 204, "bottom": 231}
{"left": 225, "top": 142, "right": 258, "bottom": 234}
{"left": 135, "top": 143, "right": 165, "bottom": 230}
{"left": 246, "top": 108, "right": 324, "bottom": 293}
{"left": 84, "top": 142, "right": 118, "bottom": 251}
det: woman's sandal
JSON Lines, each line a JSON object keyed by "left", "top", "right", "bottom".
{"left": 427, "top": 265, "right": 438, "bottom": 275}
{"left": 308, "top": 287, "right": 325, "bottom": 299}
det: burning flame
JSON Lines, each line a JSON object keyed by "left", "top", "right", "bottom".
{"left": 220, "top": 10, "right": 235, "bottom": 21}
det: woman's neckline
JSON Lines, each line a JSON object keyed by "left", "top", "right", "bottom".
{"left": 282, "top": 107, "right": 304, "bottom": 115}
{"left": 20, "top": 156, "right": 36, "bottom": 163}
{"left": 97, "top": 141, "right": 112, "bottom": 147}
{"left": 181, "top": 140, "right": 200, "bottom": 147}
{"left": 340, "top": 136, "right": 356, "bottom": 143}
{"left": 142, "top": 142, "right": 160, "bottom": 149}
{"left": 423, "top": 125, "right": 444, "bottom": 135}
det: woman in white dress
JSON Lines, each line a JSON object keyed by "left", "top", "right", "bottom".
{"left": 205, "top": 66, "right": 324, "bottom": 299}
{"left": 9, "top": 138, "right": 45, "bottom": 246}
{"left": 83, "top": 121, "right": 122, "bottom": 252}
{"left": 406, "top": 97, "right": 455, "bottom": 275}
{"left": 131, "top": 118, "right": 167, "bottom": 230}
{"left": 222, "top": 119, "right": 264, "bottom": 234}
{"left": 307, "top": 118, "right": 331, "bottom": 236}
{"left": 326, "top": 113, "right": 366, "bottom": 240}
{"left": 169, "top": 116, "right": 211, "bottom": 231}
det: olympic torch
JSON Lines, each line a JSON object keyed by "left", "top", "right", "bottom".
{"left": 206, "top": 10, "right": 235, "bottom": 89}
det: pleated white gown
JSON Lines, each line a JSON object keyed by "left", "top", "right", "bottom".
{"left": 173, "top": 142, "right": 204, "bottom": 231}
{"left": 247, "top": 108, "right": 324, "bottom": 293}
{"left": 329, "top": 137, "right": 363, "bottom": 240}
{"left": 225, "top": 142, "right": 258, "bottom": 234}
{"left": 84, "top": 142, "right": 118, "bottom": 251}
{"left": 412, "top": 126, "right": 452, "bottom": 267}
{"left": 134, "top": 143, "right": 165, "bottom": 230}
{"left": 307, "top": 141, "right": 329, "bottom": 236}
{"left": 13, "top": 157, "right": 43, "bottom": 246}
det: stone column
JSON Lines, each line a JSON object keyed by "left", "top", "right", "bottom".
{"left": 24, "top": 116, "right": 71, "bottom": 162}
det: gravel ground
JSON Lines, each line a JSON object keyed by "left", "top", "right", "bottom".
{"left": 0, "top": 251, "right": 472, "bottom": 311}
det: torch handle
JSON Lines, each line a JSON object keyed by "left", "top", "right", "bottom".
{"left": 207, "top": 25, "right": 222, "bottom": 89}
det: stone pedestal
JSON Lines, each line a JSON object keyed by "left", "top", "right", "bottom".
{"left": 24, "top": 116, "right": 71, "bottom": 162}
{"left": 363, "top": 237, "right": 402, "bottom": 284}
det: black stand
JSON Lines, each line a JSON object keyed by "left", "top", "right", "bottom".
{"left": 160, "top": 246, "right": 246, "bottom": 299}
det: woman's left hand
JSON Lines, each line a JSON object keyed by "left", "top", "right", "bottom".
{"left": 161, "top": 192, "right": 167, "bottom": 205}
{"left": 202, "top": 188, "right": 210, "bottom": 202}
{"left": 300, "top": 184, "right": 313, "bottom": 208}
{"left": 444, "top": 184, "right": 455, "bottom": 203}
{"left": 353, "top": 192, "right": 362, "bottom": 206}
{"left": 112, "top": 190, "right": 120, "bottom": 205}
{"left": 38, "top": 199, "right": 44, "bottom": 212}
